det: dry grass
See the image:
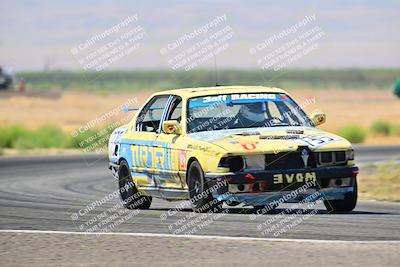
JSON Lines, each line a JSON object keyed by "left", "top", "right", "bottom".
{"left": 1, "top": 88, "right": 400, "bottom": 144}
{"left": 292, "top": 89, "right": 400, "bottom": 131}
{"left": 358, "top": 162, "right": 400, "bottom": 202}
{"left": 291, "top": 89, "right": 400, "bottom": 144}
{"left": 0, "top": 91, "right": 150, "bottom": 133}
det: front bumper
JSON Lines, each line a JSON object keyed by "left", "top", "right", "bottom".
{"left": 205, "top": 165, "right": 358, "bottom": 206}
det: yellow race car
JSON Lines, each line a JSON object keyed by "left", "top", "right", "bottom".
{"left": 108, "top": 86, "right": 358, "bottom": 213}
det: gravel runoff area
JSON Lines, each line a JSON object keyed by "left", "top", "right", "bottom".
{"left": 1, "top": 232, "right": 399, "bottom": 267}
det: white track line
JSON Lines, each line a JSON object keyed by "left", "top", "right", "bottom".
{"left": 0, "top": 229, "right": 399, "bottom": 244}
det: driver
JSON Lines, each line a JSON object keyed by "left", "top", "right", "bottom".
{"left": 236, "top": 102, "right": 267, "bottom": 126}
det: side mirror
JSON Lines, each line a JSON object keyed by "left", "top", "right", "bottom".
{"left": 162, "top": 120, "right": 182, "bottom": 135}
{"left": 310, "top": 112, "right": 326, "bottom": 126}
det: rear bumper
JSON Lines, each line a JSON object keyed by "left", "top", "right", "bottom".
{"left": 205, "top": 165, "right": 358, "bottom": 206}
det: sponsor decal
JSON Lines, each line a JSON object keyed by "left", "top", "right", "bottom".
{"left": 187, "top": 144, "right": 213, "bottom": 152}
{"left": 203, "top": 95, "right": 228, "bottom": 103}
{"left": 273, "top": 172, "right": 317, "bottom": 184}
{"left": 179, "top": 150, "right": 187, "bottom": 169}
{"left": 202, "top": 94, "right": 277, "bottom": 103}
{"left": 124, "top": 140, "right": 172, "bottom": 171}
{"left": 240, "top": 141, "right": 259, "bottom": 150}
{"left": 286, "top": 129, "right": 304, "bottom": 134}
{"left": 231, "top": 93, "right": 277, "bottom": 101}
{"left": 296, "top": 136, "right": 338, "bottom": 148}
{"left": 190, "top": 93, "right": 289, "bottom": 108}
{"left": 260, "top": 135, "right": 299, "bottom": 140}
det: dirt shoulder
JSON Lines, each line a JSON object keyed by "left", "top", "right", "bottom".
{"left": 359, "top": 162, "right": 400, "bottom": 202}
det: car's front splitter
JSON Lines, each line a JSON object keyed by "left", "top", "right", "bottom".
{"left": 212, "top": 187, "right": 354, "bottom": 206}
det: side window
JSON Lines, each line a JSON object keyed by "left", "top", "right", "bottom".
{"left": 166, "top": 96, "right": 182, "bottom": 122}
{"left": 136, "top": 95, "right": 169, "bottom": 132}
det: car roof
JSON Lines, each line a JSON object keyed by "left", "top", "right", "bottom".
{"left": 152, "top": 85, "right": 289, "bottom": 99}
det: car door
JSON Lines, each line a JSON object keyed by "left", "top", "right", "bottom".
{"left": 123, "top": 95, "right": 170, "bottom": 188}
{"left": 154, "top": 95, "right": 185, "bottom": 190}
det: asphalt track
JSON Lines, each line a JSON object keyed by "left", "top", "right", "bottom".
{"left": 0, "top": 145, "right": 399, "bottom": 266}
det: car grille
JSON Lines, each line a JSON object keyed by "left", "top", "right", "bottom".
{"left": 264, "top": 150, "right": 347, "bottom": 171}
{"left": 265, "top": 150, "right": 317, "bottom": 170}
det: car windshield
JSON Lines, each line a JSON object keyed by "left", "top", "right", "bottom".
{"left": 187, "top": 93, "right": 313, "bottom": 133}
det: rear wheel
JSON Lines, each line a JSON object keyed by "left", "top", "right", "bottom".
{"left": 324, "top": 179, "right": 357, "bottom": 213}
{"left": 187, "top": 160, "right": 221, "bottom": 213}
{"left": 118, "top": 160, "right": 152, "bottom": 209}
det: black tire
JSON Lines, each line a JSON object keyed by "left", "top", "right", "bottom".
{"left": 324, "top": 179, "right": 357, "bottom": 213}
{"left": 187, "top": 160, "right": 221, "bottom": 213}
{"left": 118, "top": 160, "right": 152, "bottom": 209}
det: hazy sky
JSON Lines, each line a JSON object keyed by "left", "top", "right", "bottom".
{"left": 0, "top": 0, "right": 399, "bottom": 71}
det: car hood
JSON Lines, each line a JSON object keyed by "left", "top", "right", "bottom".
{"left": 186, "top": 127, "right": 352, "bottom": 154}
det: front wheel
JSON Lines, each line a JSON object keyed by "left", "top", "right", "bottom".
{"left": 187, "top": 161, "right": 221, "bottom": 213}
{"left": 118, "top": 160, "right": 152, "bottom": 209}
{"left": 324, "top": 179, "right": 357, "bottom": 213}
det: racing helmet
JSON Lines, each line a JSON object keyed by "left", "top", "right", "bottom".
{"left": 238, "top": 102, "right": 266, "bottom": 122}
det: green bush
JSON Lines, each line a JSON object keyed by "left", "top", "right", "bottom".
{"left": 11, "top": 125, "right": 67, "bottom": 149}
{"left": 338, "top": 125, "right": 367, "bottom": 143}
{"left": 371, "top": 121, "right": 391, "bottom": 136}
{"left": 389, "top": 124, "right": 400, "bottom": 136}
{"left": 66, "top": 128, "right": 103, "bottom": 149}
{"left": 370, "top": 121, "right": 400, "bottom": 137}
{"left": 0, "top": 125, "right": 25, "bottom": 148}
{"left": 0, "top": 124, "right": 116, "bottom": 150}
{"left": 394, "top": 79, "right": 400, "bottom": 98}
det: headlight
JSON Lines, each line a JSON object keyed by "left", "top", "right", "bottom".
{"left": 346, "top": 149, "right": 354, "bottom": 160}
{"left": 317, "top": 149, "right": 353, "bottom": 166}
{"left": 218, "top": 156, "right": 244, "bottom": 172}
{"left": 319, "top": 152, "right": 333, "bottom": 164}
